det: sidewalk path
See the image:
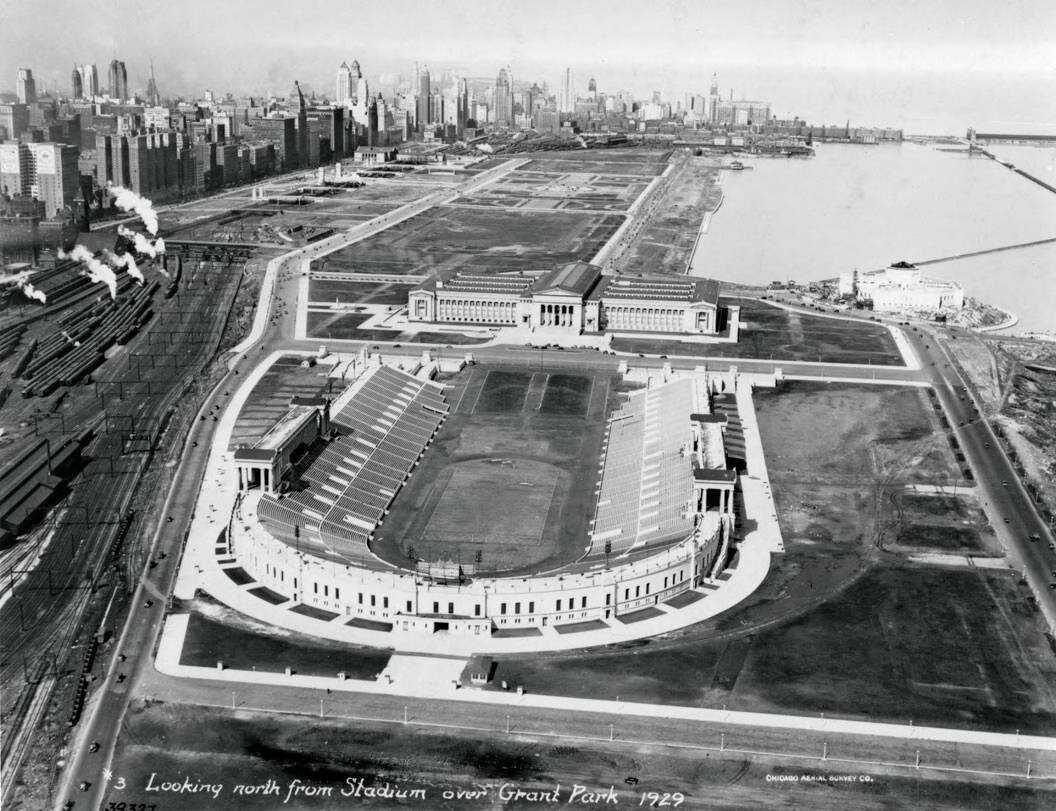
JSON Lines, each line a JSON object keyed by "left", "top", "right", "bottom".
{"left": 155, "top": 614, "right": 1056, "bottom": 755}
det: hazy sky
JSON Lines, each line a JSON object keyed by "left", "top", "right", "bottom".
{"left": 2, "top": 0, "right": 1054, "bottom": 132}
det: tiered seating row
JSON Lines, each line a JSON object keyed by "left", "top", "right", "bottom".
{"left": 589, "top": 378, "right": 696, "bottom": 557}
{"left": 259, "top": 366, "right": 449, "bottom": 560}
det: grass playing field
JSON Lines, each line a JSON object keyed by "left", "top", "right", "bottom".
{"left": 372, "top": 365, "right": 619, "bottom": 574}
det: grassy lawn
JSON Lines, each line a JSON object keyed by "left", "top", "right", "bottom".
{"left": 539, "top": 373, "right": 593, "bottom": 415}
{"left": 611, "top": 298, "right": 904, "bottom": 365}
{"left": 307, "top": 278, "right": 414, "bottom": 306}
{"left": 178, "top": 611, "right": 390, "bottom": 679}
{"left": 475, "top": 370, "right": 532, "bottom": 412}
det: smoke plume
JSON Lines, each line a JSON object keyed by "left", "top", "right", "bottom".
{"left": 104, "top": 249, "right": 145, "bottom": 284}
{"left": 117, "top": 225, "right": 165, "bottom": 259}
{"left": 21, "top": 282, "right": 47, "bottom": 303}
{"left": 0, "top": 271, "right": 47, "bottom": 303}
{"left": 111, "top": 186, "right": 159, "bottom": 235}
{"left": 60, "top": 245, "right": 118, "bottom": 300}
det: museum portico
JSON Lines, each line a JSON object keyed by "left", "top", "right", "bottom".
{"left": 408, "top": 262, "right": 738, "bottom": 337}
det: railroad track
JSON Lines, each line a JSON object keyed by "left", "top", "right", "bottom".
{"left": 0, "top": 260, "right": 246, "bottom": 792}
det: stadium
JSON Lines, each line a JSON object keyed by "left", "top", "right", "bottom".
{"left": 223, "top": 352, "right": 749, "bottom": 640}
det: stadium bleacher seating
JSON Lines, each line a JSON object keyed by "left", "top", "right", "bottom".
{"left": 258, "top": 366, "right": 449, "bottom": 561}
{"left": 589, "top": 378, "right": 696, "bottom": 556}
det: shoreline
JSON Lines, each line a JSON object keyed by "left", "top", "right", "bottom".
{"left": 684, "top": 183, "right": 724, "bottom": 278}
{"left": 974, "top": 310, "right": 1019, "bottom": 333}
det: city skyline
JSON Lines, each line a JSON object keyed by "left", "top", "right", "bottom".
{"left": 2, "top": 0, "right": 1055, "bottom": 133}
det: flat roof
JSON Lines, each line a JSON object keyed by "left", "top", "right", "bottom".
{"left": 590, "top": 274, "right": 720, "bottom": 305}
{"left": 414, "top": 272, "right": 537, "bottom": 296}
{"left": 254, "top": 404, "right": 318, "bottom": 453}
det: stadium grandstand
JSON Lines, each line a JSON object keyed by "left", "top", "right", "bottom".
{"left": 590, "top": 378, "right": 699, "bottom": 555}
{"left": 255, "top": 365, "right": 449, "bottom": 562}
{"left": 589, "top": 375, "right": 739, "bottom": 558}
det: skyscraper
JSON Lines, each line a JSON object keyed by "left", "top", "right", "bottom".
{"left": 416, "top": 67, "right": 431, "bottom": 132}
{"left": 108, "top": 60, "right": 128, "bottom": 101}
{"left": 78, "top": 64, "right": 100, "bottom": 98}
{"left": 16, "top": 68, "right": 36, "bottom": 105}
{"left": 456, "top": 78, "right": 469, "bottom": 137}
{"left": 145, "top": 61, "right": 160, "bottom": 106}
{"left": 71, "top": 66, "right": 83, "bottom": 99}
{"left": 0, "top": 141, "right": 80, "bottom": 218}
{"left": 335, "top": 62, "right": 353, "bottom": 107}
{"left": 587, "top": 77, "right": 597, "bottom": 99}
{"left": 494, "top": 68, "right": 512, "bottom": 127}
{"left": 294, "top": 81, "right": 308, "bottom": 168}
{"left": 560, "top": 67, "right": 574, "bottom": 113}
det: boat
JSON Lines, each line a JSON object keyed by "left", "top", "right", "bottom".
{"left": 729, "top": 161, "right": 744, "bottom": 170}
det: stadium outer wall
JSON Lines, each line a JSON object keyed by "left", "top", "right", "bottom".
{"left": 233, "top": 491, "right": 728, "bottom": 639}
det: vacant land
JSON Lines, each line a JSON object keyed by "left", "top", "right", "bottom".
{"left": 103, "top": 700, "right": 1054, "bottom": 810}
{"left": 310, "top": 205, "right": 623, "bottom": 277}
{"left": 373, "top": 365, "right": 618, "bottom": 574}
{"left": 890, "top": 492, "right": 997, "bottom": 554}
{"left": 755, "top": 381, "right": 960, "bottom": 487}
{"left": 611, "top": 299, "right": 905, "bottom": 365}
{"left": 619, "top": 158, "right": 723, "bottom": 275}
{"left": 455, "top": 168, "right": 653, "bottom": 213}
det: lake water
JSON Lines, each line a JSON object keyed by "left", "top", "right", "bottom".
{"left": 692, "top": 142, "right": 1056, "bottom": 333}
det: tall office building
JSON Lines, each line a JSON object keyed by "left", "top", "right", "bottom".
{"left": 560, "top": 67, "right": 574, "bottom": 113}
{"left": 245, "top": 116, "right": 297, "bottom": 170}
{"left": 494, "top": 68, "right": 512, "bottom": 127}
{"left": 294, "top": 82, "right": 308, "bottom": 168}
{"left": 456, "top": 78, "right": 469, "bottom": 136}
{"left": 108, "top": 59, "right": 128, "bottom": 101}
{"left": 71, "top": 66, "right": 83, "bottom": 99}
{"left": 708, "top": 73, "right": 720, "bottom": 123}
{"left": 145, "top": 61, "right": 161, "bottom": 106}
{"left": 336, "top": 62, "right": 353, "bottom": 106}
{"left": 0, "top": 104, "right": 30, "bottom": 141}
{"left": 0, "top": 141, "right": 80, "bottom": 218}
{"left": 78, "top": 64, "right": 100, "bottom": 98}
{"left": 587, "top": 77, "right": 597, "bottom": 99}
{"left": 16, "top": 68, "right": 37, "bottom": 105}
{"left": 416, "top": 66, "right": 431, "bottom": 131}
